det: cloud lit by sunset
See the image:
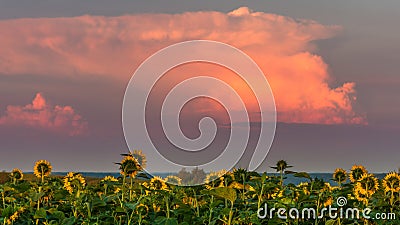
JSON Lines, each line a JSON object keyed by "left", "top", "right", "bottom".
{"left": 0, "top": 7, "right": 365, "bottom": 127}
{"left": 0, "top": 93, "right": 88, "bottom": 136}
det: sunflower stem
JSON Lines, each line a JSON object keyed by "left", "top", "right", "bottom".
{"left": 208, "top": 195, "right": 214, "bottom": 224}
{"left": 314, "top": 194, "right": 321, "bottom": 225}
{"left": 127, "top": 208, "right": 135, "bottom": 225}
{"left": 192, "top": 189, "right": 200, "bottom": 217}
{"left": 122, "top": 173, "right": 126, "bottom": 202}
{"left": 138, "top": 213, "right": 143, "bottom": 225}
{"left": 390, "top": 190, "right": 394, "bottom": 210}
{"left": 165, "top": 195, "right": 170, "bottom": 218}
{"left": 242, "top": 173, "right": 245, "bottom": 203}
{"left": 1, "top": 191, "right": 5, "bottom": 210}
{"left": 35, "top": 186, "right": 42, "bottom": 225}
{"left": 86, "top": 202, "right": 91, "bottom": 219}
{"left": 129, "top": 176, "right": 133, "bottom": 201}
{"left": 227, "top": 199, "right": 234, "bottom": 225}
{"left": 37, "top": 186, "right": 42, "bottom": 211}
{"left": 257, "top": 182, "right": 265, "bottom": 210}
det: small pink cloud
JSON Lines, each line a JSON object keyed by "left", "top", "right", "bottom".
{"left": 0, "top": 93, "right": 88, "bottom": 136}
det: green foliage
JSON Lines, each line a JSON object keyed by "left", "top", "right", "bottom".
{"left": 0, "top": 162, "right": 399, "bottom": 225}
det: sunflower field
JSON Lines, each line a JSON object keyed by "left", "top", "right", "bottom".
{"left": 1, "top": 152, "right": 400, "bottom": 225}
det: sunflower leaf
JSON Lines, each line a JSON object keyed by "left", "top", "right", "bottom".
{"left": 34, "top": 208, "right": 47, "bottom": 219}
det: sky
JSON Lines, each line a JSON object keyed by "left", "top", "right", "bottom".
{"left": 0, "top": 0, "right": 399, "bottom": 173}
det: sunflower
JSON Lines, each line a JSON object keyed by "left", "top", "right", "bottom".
{"left": 63, "top": 172, "right": 86, "bottom": 194}
{"left": 135, "top": 203, "right": 149, "bottom": 216}
{"left": 297, "top": 182, "right": 311, "bottom": 195}
{"left": 9, "top": 168, "right": 23, "bottom": 181}
{"left": 100, "top": 176, "right": 119, "bottom": 195}
{"left": 101, "top": 176, "right": 118, "bottom": 183}
{"left": 271, "top": 160, "right": 292, "bottom": 173}
{"left": 322, "top": 182, "right": 332, "bottom": 192}
{"left": 229, "top": 181, "right": 256, "bottom": 192}
{"left": 349, "top": 165, "right": 367, "bottom": 183}
{"left": 118, "top": 155, "right": 141, "bottom": 178}
{"left": 114, "top": 188, "right": 122, "bottom": 194}
{"left": 333, "top": 168, "right": 347, "bottom": 185}
{"left": 232, "top": 168, "right": 249, "bottom": 182}
{"left": 165, "top": 175, "right": 182, "bottom": 185}
{"left": 382, "top": 172, "right": 400, "bottom": 193}
{"left": 354, "top": 187, "right": 369, "bottom": 205}
{"left": 144, "top": 176, "right": 168, "bottom": 191}
{"left": 229, "top": 181, "right": 244, "bottom": 189}
{"left": 355, "top": 173, "right": 379, "bottom": 196}
{"left": 6, "top": 207, "right": 25, "bottom": 225}
{"left": 205, "top": 169, "right": 227, "bottom": 183}
{"left": 34, "top": 160, "right": 52, "bottom": 182}
{"left": 131, "top": 150, "right": 147, "bottom": 169}
{"left": 271, "top": 189, "right": 284, "bottom": 199}
{"left": 323, "top": 197, "right": 333, "bottom": 207}
{"left": 204, "top": 169, "right": 227, "bottom": 189}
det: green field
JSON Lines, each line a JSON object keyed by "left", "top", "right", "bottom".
{"left": 1, "top": 154, "right": 399, "bottom": 224}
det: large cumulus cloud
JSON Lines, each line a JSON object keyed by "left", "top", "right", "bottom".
{"left": 0, "top": 7, "right": 366, "bottom": 124}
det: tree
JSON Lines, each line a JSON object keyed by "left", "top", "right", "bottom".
{"left": 177, "top": 167, "right": 206, "bottom": 185}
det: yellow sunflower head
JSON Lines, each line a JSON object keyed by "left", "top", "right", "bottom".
{"left": 323, "top": 197, "right": 333, "bottom": 207}
{"left": 229, "top": 181, "right": 244, "bottom": 189}
{"left": 333, "top": 168, "right": 347, "bottom": 184}
{"left": 322, "top": 182, "right": 332, "bottom": 192}
{"left": 114, "top": 187, "right": 122, "bottom": 194}
{"left": 131, "top": 150, "right": 147, "bottom": 170}
{"left": 204, "top": 169, "right": 226, "bottom": 189}
{"left": 355, "top": 173, "right": 379, "bottom": 196}
{"left": 297, "top": 182, "right": 309, "bottom": 188}
{"left": 354, "top": 187, "right": 368, "bottom": 205}
{"left": 382, "top": 172, "right": 400, "bottom": 193}
{"left": 165, "top": 175, "right": 182, "bottom": 185}
{"left": 101, "top": 176, "right": 118, "bottom": 183}
{"left": 271, "top": 188, "right": 284, "bottom": 199}
{"left": 349, "top": 165, "right": 367, "bottom": 183}
{"left": 6, "top": 206, "right": 25, "bottom": 224}
{"left": 63, "top": 172, "right": 86, "bottom": 194}
{"left": 34, "top": 160, "right": 52, "bottom": 178}
{"left": 135, "top": 203, "right": 149, "bottom": 216}
{"left": 9, "top": 168, "right": 23, "bottom": 181}
{"left": 232, "top": 168, "right": 248, "bottom": 182}
{"left": 119, "top": 155, "right": 141, "bottom": 177}
{"left": 297, "top": 182, "right": 311, "bottom": 195}
{"left": 147, "top": 176, "right": 168, "bottom": 190}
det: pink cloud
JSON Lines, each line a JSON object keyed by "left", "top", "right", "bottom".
{"left": 0, "top": 93, "right": 88, "bottom": 136}
{"left": 0, "top": 7, "right": 366, "bottom": 124}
